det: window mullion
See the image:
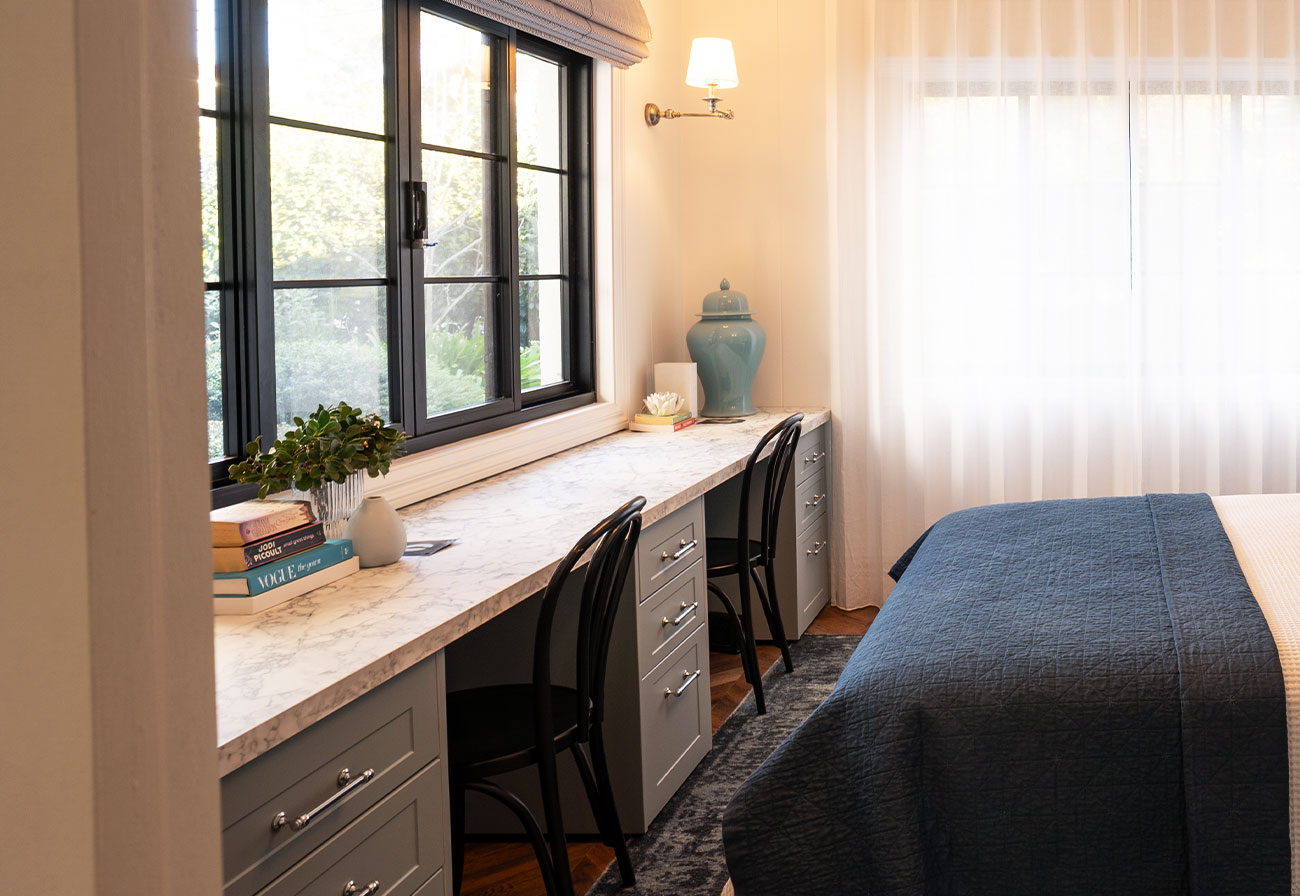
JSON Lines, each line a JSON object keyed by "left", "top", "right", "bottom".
{"left": 247, "top": 0, "right": 277, "bottom": 446}
{"left": 391, "top": 0, "right": 421, "bottom": 436}
{"left": 503, "top": 29, "right": 524, "bottom": 410}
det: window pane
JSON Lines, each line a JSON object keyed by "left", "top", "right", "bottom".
{"left": 425, "top": 283, "right": 494, "bottom": 416}
{"left": 421, "top": 13, "right": 491, "bottom": 152}
{"left": 272, "top": 125, "right": 386, "bottom": 280}
{"left": 200, "top": 116, "right": 220, "bottom": 283}
{"left": 274, "top": 286, "right": 388, "bottom": 428}
{"left": 520, "top": 279, "right": 565, "bottom": 389}
{"left": 196, "top": 0, "right": 217, "bottom": 110}
{"left": 268, "top": 0, "right": 384, "bottom": 134}
{"left": 423, "top": 149, "right": 493, "bottom": 277}
{"left": 206, "top": 290, "right": 225, "bottom": 459}
{"left": 517, "top": 168, "right": 563, "bottom": 275}
{"left": 516, "top": 52, "right": 561, "bottom": 168}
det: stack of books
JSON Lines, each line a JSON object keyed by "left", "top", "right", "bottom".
{"left": 210, "top": 500, "right": 360, "bottom": 615}
{"left": 629, "top": 411, "right": 697, "bottom": 433}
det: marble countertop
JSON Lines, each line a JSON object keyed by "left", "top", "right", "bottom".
{"left": 214, "top": 408, "right": 829, "bottom": 774}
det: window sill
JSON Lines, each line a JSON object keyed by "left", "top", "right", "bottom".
{"left": 363, "top": 401, "right": 628, "bottom": 509}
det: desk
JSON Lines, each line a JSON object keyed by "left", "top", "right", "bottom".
{"left": 213, "top": 408, "right": 828, "bottom": 894}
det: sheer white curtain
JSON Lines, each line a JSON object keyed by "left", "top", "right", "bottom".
{"left": 831, "top": 0, "right": 1300, "bottom": 607}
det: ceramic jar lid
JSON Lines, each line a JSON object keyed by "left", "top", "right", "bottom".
{"left": 698, "top": 278, "right": 754, "bottom": 319}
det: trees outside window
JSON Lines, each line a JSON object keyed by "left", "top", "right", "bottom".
{"left": 198, "top": 0, "right": 594, "bottom": 499}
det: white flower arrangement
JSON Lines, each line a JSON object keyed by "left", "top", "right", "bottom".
{"left": 642, "top": 391, "right": 687, "bottom": 417}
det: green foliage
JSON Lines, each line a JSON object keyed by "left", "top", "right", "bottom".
{"left": 230, "top": 402, "right": 407, "bottom": 498}
{"left": 520, "top": 340, "right": 542, "bottom": 390}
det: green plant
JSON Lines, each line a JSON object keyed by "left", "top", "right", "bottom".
{"left": 229, "top": 402, "right": 407, "bottom": 498}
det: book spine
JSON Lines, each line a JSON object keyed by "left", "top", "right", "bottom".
{"left": 214, "top": 540, "right": 354, "bottom": 595}
{"left": 674, "top": 416, "right": 696, "bottom": 431}
{"left": 214, "top": 523, "right": 325, "bottom": 572}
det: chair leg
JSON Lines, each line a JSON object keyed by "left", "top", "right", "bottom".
{"left": 572, "top": 739, "right": 635, "bottom": 887}
{"left": 708, "top": 581, "right": 766, "bottom": 714}
{"left": 461, "top": 780, "right": 560, "bottom": 896}
{"left": 708, "top": 583, "right": 756, "bottom": 686}
{"left": 535, "top": 748, "right": 576, "bottom": 896}
{"left": 450, "top": 779, "right": 466, "bottom": 896}
{"left": 751, "top": 566, "right": 793, "bottom": 674}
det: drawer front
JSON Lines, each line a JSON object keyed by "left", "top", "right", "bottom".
{"left": 411, "top": 870, "right": 446, "bottom": 896}
{"left": 796, "top": 426, "right": 828, "bottom": 485}
{"left": 636, "top": 558, "right": 704, "bottom": 678}
{"left": 222, "top": 659, "right": 440, "bottom": 896}
{"left": 797, "top": 523, "right": 830, "bottom": 628}
{"left": 639, "top": 626, "right": 711, "bottom": 822}
{"left": 794, "top": 468, "right": 828, "bottom": 534}
{"left": 637, "top": 499, "right": 705, "bottom": 600}
{"left": 258, "top": 760, "right": 446, "bottom": 896}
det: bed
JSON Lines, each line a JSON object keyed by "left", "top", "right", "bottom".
{"left": 722, "top": 493, "right": 1299, "bottom": 895}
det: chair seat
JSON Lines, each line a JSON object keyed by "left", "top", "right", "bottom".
{"left": 447, "top": 684, "right": 588, "bottom": 779}
{"left": 706, "top": 537, "right": 765, "bottom": 578}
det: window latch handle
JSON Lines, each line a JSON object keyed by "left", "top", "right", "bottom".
{"left": 407, "top": 181, "right": 431, "bottom": 248}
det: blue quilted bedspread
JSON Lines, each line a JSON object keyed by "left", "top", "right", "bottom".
{"left": 723, "top": 494, "right": 1289, "bottom": 895}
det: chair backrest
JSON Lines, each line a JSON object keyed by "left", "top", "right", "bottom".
{"left": 736, "top": 414, "right": 804, "bottom": 564}
{"left": 532, "top": 496, "right": 646, "bottom": 744}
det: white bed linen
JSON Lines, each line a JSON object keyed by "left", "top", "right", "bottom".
{"left": 1213, "top": 493, "right": 1300, "bottom": 892}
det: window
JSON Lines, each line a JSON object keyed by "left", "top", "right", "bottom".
{"left": 198, "top": 0, "right": 594, "bottom": 499}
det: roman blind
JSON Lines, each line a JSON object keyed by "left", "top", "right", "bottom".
{"left": 446, "top": 0, "right": 651, "bottom": 66}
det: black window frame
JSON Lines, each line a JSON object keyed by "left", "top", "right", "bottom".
{"left": 203, "top": 0, "right": 595, "bottom": 507}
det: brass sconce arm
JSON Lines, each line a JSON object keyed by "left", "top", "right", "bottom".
{"left": 644, "top": 102, "right": 735, "bottom": 126}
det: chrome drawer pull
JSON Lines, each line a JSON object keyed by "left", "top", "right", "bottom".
{"left": 806, "top": 541, "right": 825, "bottom": 556}
{"left": 662, "top": 601, "right": 699, "bottom": 627}
{"left": 805, "top": 494, "right": 825, "bottom": 508}
{"left": 341, "top": 881, "right": 380, "bottom": 896}
{"left": 270, "top": 767, "right": 375, "bottom": 832}
{"left": 665, "top": 668, "right": 702, "bottom": 698}
{"left": 660, "top": 538, "right": 698, "bottom": 563}
{"left": 803, "top": 451, "right": 825, "bottom": 464}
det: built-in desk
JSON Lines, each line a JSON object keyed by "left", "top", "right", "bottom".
{"left": 214, "top": 408, "right": 829, "bottom": 894}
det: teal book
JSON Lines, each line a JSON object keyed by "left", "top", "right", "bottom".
{"left": 213, "top": 539, "right": 355, "bottom": 596}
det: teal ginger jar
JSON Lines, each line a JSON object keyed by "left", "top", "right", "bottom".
{"left": 686, "top": 278, "right": 766, "bottom": 417}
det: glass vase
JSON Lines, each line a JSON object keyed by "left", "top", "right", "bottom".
{"left": 287, "top": 472, "right": 366, "bottom": 539}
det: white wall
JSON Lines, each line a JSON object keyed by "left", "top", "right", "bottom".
{"left": 616, "top": 0, "right": 833, "bottom": 411}
{"left": 1, "top": 1, "right": 223, "bottom": 892}
{"left": 1, "top": 3, "right": 96, "bottom": 890}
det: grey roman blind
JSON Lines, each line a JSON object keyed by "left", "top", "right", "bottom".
{"left": 445, "top": 0, "right": 651, "bottom": 66}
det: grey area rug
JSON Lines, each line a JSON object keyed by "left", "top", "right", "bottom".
{"left": 586, "top": 634, "right": 865, "bottom": 896}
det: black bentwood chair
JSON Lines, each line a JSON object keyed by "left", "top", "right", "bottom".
{"left": 446, "top": 496, "right": 645, "bottom": 896}
{"left": 706, "top": 413, "right": 803, "bottom": 715}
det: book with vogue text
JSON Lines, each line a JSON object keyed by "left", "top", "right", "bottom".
{"left": 213, "top": 556, "right": 360, "bottom": 615}
{"left": 210, "top": 499, "right": 315, "bottom": 546}
{"left": 212, "top": 521, "right": 325, "bottom": 573}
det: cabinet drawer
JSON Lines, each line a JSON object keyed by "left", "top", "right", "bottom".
{"left": 794, "top": 468, "right": 828, "bottom": 534}
{"left": 637, "top": 499, "right": 705, "bottom": 600}
{"left": 637, "top": 558, "right": 704, "bottom": 678}
{"left": 222, "top": 659, "right": 440, "bottom": 896}
{"left": 796, "top": 426, "right": 828, "bottom": 485}
{"left": 797, "top": 523, "right": 830, "bottom": 630}
{"left": 258, "top": 760, "right": 446, "bottom": 896}
{"left": 639, "top": 625, "right": 711, "bottom": 821}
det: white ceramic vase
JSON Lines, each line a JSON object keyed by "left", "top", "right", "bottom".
{"left": 343, "top": 496, "right": 407, "bottom": 567}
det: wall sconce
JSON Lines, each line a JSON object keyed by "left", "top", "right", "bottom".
{"left": 645, "top": 37, "right": 738, "bottom": 126}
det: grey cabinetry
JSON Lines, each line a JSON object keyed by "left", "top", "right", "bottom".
{"left": 221, "top": 655, "right": 451, "bottom": 896}
{"left": 446, "top": 497, "right": 711, "bottom": 835}
{"left": 705, "top": 421, "right": 831, "bottom": 640}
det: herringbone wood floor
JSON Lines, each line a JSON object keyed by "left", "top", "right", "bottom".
{"left": 458, "top": 603, "right": 878, "bottom": 896}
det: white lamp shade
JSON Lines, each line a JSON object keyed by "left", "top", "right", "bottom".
{"left": 685, "top": 38, "right": 738, "bottom": 89}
